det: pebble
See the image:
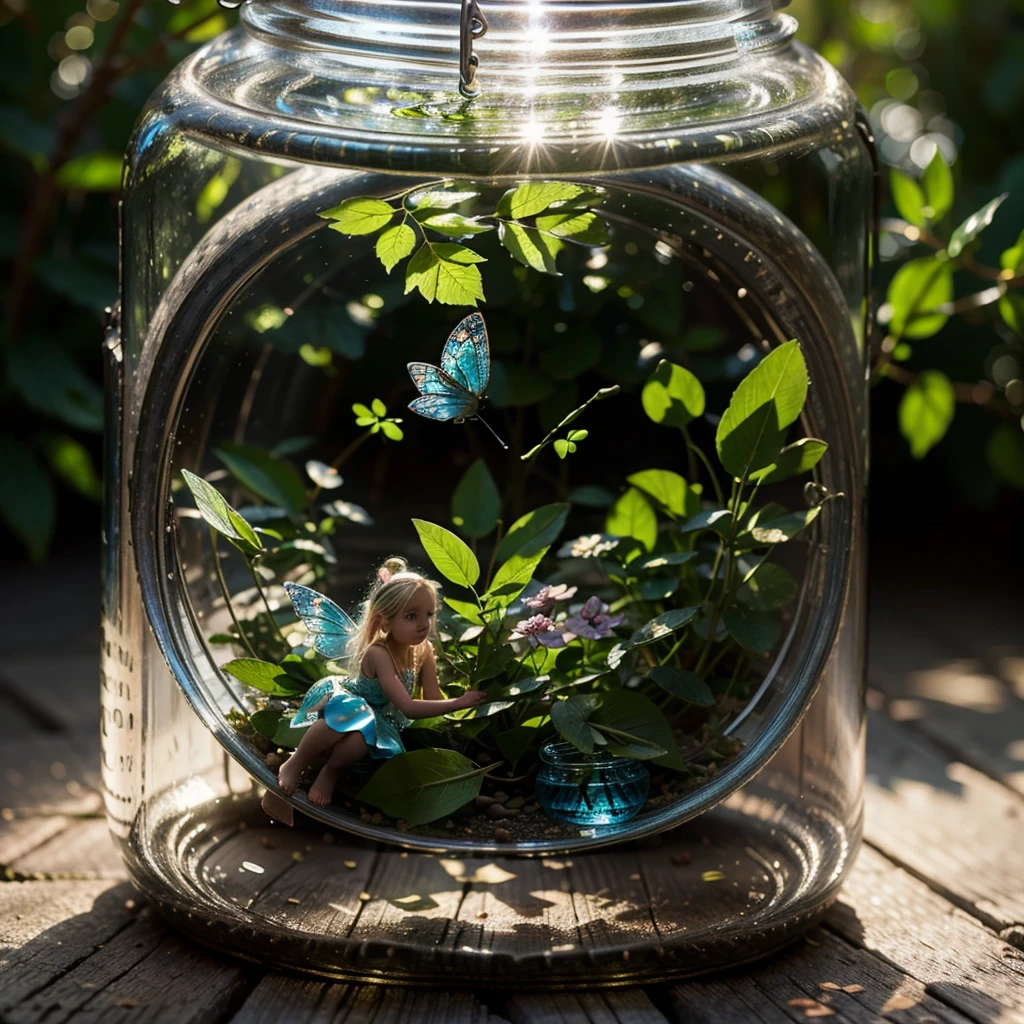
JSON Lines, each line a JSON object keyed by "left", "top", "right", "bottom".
{"left": 493, "top": 827, "right": 513, "bottom": 842}
{"left": 474, "top": 794, "right": 496, "bottom": 808}
{"left": 492, "top": 791, "right": 510, "bottom": 803}
{"left": 506, "top": 796, "right": 526, "bottom": 810}
{"left": 487, "top": 803, "right": 514, "bottom": 819}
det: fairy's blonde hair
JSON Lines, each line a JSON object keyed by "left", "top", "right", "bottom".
{"left": 346, "top": 556, "right": 441, "bottom": 674}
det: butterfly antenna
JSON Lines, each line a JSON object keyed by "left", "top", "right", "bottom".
{"left": 474, "top": 414, "right": 509, "bottom": 450}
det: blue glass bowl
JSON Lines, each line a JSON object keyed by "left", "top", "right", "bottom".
{"left": 534, "top": 741, "right": 651, "bottom": 826}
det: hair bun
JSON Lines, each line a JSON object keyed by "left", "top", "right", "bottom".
{"left": 377, "top": 555, "right": 409, "bottom": 584}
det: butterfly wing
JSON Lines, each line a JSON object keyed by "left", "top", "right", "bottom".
{"left": 408, "top": 362, "right": 463, "bottom": 396}
{"left": 440, "top": 312, "right": 490, "bottom": 397}
{"left": 289, "top": 677, "right": 342, "bottom": 729}
{"left": 283, "top": 582, "right": 357, "bottom": 661}
{"left": 407, "top": 362, "right": 478, "bottom": 421}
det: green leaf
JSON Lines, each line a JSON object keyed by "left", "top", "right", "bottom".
{"left": 375, "top": 223, "right": 416, "bottom": 273}
{"left": 352, "top": 403, "right": 374, "bottom": 419}
{"left": 6, "top": 341, "right": 103, "bottom": 432}
{"left": 380, "top": 420, "right": 405, "bottom": 441}
{"left": 404, "top": 243, "right": 486, "bottom": 306}
{"left": 648, "top": 667, "right": 715, "bottom": 706}
{"left": 722, "top": 606, "right": 781, "bottom": 655}
{"left": 495, "top": 502, "right": 570, "bottom": 562}
{"left": 34, "top": 258, "right": 117, "bottom": 312}
{"left": 568, "top": 486, "right": 616, "bottom": 508}
{"left": 196, "top": 157, "right": 241, "bottom": 224}
{"left": 180, "top": 469, "right": 262, "bottom": 556}
{"left": 500, "top": 675, "right": 550, "bottom": 698}
{"left": 638, "top": 577, "right": 679, "bottom": 600}
{"left": 496, "top": 181, "right": 587, "bottom": 219}
{"left": 641, "top": 359, "right": 706, "bottom": 429}
{"left": 553, "top": 439, "right": 573, "bottom": 459}
{"left": 535, "top": 210, "right": 607, "bottom": 245}
{"left": 215, "top": 443, "right": 308, "bottom": 514}
{"left": 408, "top": 189, "right": 480, "bottom": 210}
{"left": 485, "top": 547, "right": 549, "bottom": 608}
{"left": 371, "top": 398, "right": 387, "bottom": 417}
{"left": 626, "top": 469, "right": 690, "bottom": 518}
{"left": 500, "top": 221, "right": 563, "bottom": 275}
{"left": 420, "top": 213, "right": 493, "bottom": 237}
{"left": 887, "top": 256, "right": 954, "bottom": 340}
{"left": 948, "top": 193, "right": 1008, "bottom": 258}
{"left": 605, "top": 487, "right": 657, "bottom": 553}
{"left": 446, "top": 700, "right": 516, "bottom": 721}
{"left": 749, "top": 438, "right": 828, "bottom": 485}
{"left": 412, "top": 518, "right": 480, "bottom": 588}
{"left": 630, "top": 550, "right": 697, "bottom": 571}
{"left": 357, "top": 748, "right": 494, "bottom": 825}
{"left": 607, "top": 607, "right": 700, "bottom": 668}
{"left": 222, "top": 659, "right": 306, "bottom": 696}
{"left": 0, "top": 436, "right": 54, "bottom": 562}
{"left": 921, "top": 150, "right": 954, "bottom": 222}
{"left": 715, "top": 341, "right": 808, "bottom": 479}
{"left": 550, "top": 695, "right": 601, "bottom": 753}
{"left": 589, "top": 690, "right": 684, "bottom": 771}
{"left": 319, "top": 197, "right": 395, "bottom": 235}
{"left": 680, "top": 508, "right": 732, "bottom": 536}
{"left": 55, "top": 152, "right": 123, "bottom": 192}
{"left": 749, "top": 506, "right": 821, "bottom": 544}
{"left": 444, "top": 596, "right": 484, "bottom": 624}
{"left": 889, "top": 170, "right": 926, "bottom": 228}
{"left": 497, "top": 727, "right": 538, "bottom": 771}
{"left": 38, "top": 434, "right": 102, "bottom": 500}
{"left": 986, "top": 423, "right": 1024, "bottom": 491}
{"left": 740, "top": 562, "right": 798, "bottom": 610}
{"left": 451, "top": 458, "right": 501, "bottom": 538}
{"left": 1000, "top": 229, "right": 1024, "bottom": 275}
{"left": 998, "top": 293, "right": 1024, "bottom": 337}
{"left": 537, "top": 329, "right": 602, "bottom": 380}
{"left": 898, "top": 370, "right": 955, "bottom": 458}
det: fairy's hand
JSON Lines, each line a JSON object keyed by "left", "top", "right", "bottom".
{"left": 458, "top": 689, "right": 487, "bottom": 708}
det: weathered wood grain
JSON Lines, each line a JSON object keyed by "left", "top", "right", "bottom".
{"left": 0, "top": 814, "right": 70, "bottom": 867}
{"left": 6, "top": 817, "right": 122, "bottom": 880}
{"left": 504, "top": 990, "right": 669, "bottom": 1024}
{"left": 0, "top": 653, "right": 100, "bottom": 734}
{"left": 0, "top": 733, "right": 102, "bottom": 816}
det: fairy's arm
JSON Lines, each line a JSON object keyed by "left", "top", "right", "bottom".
{"left": 363, "top": 647, "right": 482, "bottom": 719}
{"left": 418, "top": 645, "right": 446, "bottom": 701}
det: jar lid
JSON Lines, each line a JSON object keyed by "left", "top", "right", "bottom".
{"left": 157, "top": 0, "right": 857, "bottom": 174}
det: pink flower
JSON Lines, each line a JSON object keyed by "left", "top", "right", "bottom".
{"left": 508, "top": 614, "right": 568, "bottom": 649}
{"left": 523, "top": 583, "right": 579, "bottom": 614}
{"left": 564, "top": 596, "right": 624, "bottom": 641}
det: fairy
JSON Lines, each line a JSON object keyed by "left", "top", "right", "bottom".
{"left": 261, "top": 557, "right": 486, "bottom": 824}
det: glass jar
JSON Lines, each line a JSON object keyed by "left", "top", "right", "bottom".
{"left": 535, "top": 742, "right": 650, "bottom": 826}
{"left": 102, "top": 0, "right": 873, "bottom": 984}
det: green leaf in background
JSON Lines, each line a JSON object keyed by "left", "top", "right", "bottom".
{"left": 488, "top": 361, "right": 556, "bottom": 408}
{"left": 222, "top": 659, "right": 307, "bottom": 696}
{"left": 34, "top": 257, "right": 118, "bottom": 312}
{"left": 890, "top": 169, "right": 927, "bottom": 227}
{"left": 535, "top": 210, "right": 607, "bottom": 245}
{"left": 485, "top": 546, "right": 550, "bottom": 607}
{"left": 886, "top": 256, "right": 953, "bottom": 340}
{"left": 627, "top": 468, "right": 691, "bottom": 518}
{"left": 420, "top": 213, "right": 492, "bottom": 237}
{"left": 413, "top": 518, "right": 481, "bottom": 588}
{"left": 680, "top": 508, "right": 732, "bottom": 536}
{"left": 357, "top": 748, "right": 494, "bottom": 825}
{"left": 54, "top": 152, "right": 124, "bottom": 192}
{"left": 250, "top": 709, "right": 309, "bottom": 751}
{"left": 921, "top": 150, "right": 955, "bottom": 222}
{"left": 0, "top": 436, "right": 55, "bottom": 562}
{"left": 648, "top": 666, "right": 715, "bottom": 706}
{"left": 605, "top": 487, "right": 658, "bottom": 553}
{"left": 749, "top": 506, "right": 822, "bottom": 544}
{"left": 899, "top": 370, "right": 956, "bottom": 458}
{"left": 375, "top": 223, "right": 416, "bottom": 272}
{"left": 404, "top": 242, "right": 486, "bottom": 305}
{"left": 607, "top": 607, "right": 700, "bottom": 668}
{"left": 495, "top": 502, "right": 570, "bottom": 562}
{"left": 500, "top": 221, "right": 563, "bottom": 275}
{"left": 986, "top": 423, "right": 1024, "bottom": 491}
{"left": 319, "top": 197, "right": 395, "bottom": 235}
{"left": 567, "top": 485, "right": 616, "bottom": 508}
{"left": 749, "top": 438, "right": 828, "bottom": 485}
{"left": 196, "top": 157, "right": 241, "bottom": 224}
{"left": 180, "top": 469, "right": 262, "bottom": 556}
{"left": 998, "top": 292, "right": 1024, "bottom": 337}
{"left": 0, "top": 105, "right": 54, "bottom": 166}
{"left": 947, "top": 193, "right": 1008, "bottom": 258}
{"left": 451, "top": 458, "right": 501, "bottom": 538}
{"left": 496, "top": 181, "right": 587, "bottom": 219}
{"left": 215, "top": 443, "right": 308, "bottom": 514}
{"left": 537, "top": 329, "right": 601, "bottom": 380}
{"left": 550, "top": 694, "right": 601, "bottom": 753}
{"left": 716, "top": 340, "right": 808, "bottom": 479}
{"left": 641, "top": 359, "right": 706, "bottom": 429}
{"left": 722, "top": 606, "right": 781, "bottom": 655}
{"left": 631, "top": 550, "right": 697, "bottom": 571}
{"left": 6, "top": 340, "right": 103, "bottom": 431}
{"left": 444, "top": 596, "right": 484, "bottom": 624}
{"left": 38, "top": 433, "right": 102, "bottom": 500}
{"left": 1000, "top": 229, "right": 1024, "bottom": 276}
{"left": 740, "top": 562, "right": 798, "bottom": 610}
{"left": 496, "top": 727, "right": 537, "bottom": 771}
{"left": 589, "top": 690, "right": 684, "bottom": 770}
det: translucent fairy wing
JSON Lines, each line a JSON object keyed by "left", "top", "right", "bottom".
{"left": 283, "top": 582, "right": 357, "bottom": 660}
{"left": 407, "top": 361, "right": 467, "bottom": 397}
{"left": 289, "top": 677, "right": 342, "bottom": 728}
{"left": 409, "top": 392, "right": 479, "bottom": 422}
{"left": 440, "top": 312, "right": 490, "bottom": 396}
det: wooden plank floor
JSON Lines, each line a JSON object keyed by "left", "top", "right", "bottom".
{"left": 1, "top": 553, "right": 1022, "bottom": 1023}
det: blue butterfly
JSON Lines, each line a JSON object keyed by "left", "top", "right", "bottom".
{"left": 283, "top": 581, "right": 357, "bottom": 662}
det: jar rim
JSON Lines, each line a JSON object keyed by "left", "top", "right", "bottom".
{"left": 539, "top": 740, "right": 634, "bottom": 770}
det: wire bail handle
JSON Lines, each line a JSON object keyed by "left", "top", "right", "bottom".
{"left": 459, "top": 0, "right": 488, "bottom": 98}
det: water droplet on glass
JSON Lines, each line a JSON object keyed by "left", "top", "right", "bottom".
{"left": 167, "top": 572, "right": 175, "bottom": 580}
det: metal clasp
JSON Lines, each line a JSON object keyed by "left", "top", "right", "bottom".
{"left": 459, "top": 0, "right": 488, "bottom": 98}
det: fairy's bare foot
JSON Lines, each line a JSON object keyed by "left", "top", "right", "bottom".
{"left": 308, "top": 763, "right": 342, "bottom": 806}
{"left": 277, "top": 755, "right": 303, "bottom": 795}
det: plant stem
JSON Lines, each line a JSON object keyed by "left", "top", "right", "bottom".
{"left": 247, "top": 558, "right": 290, "bottom": 653}
{"left": 209, "top": 527, "right": 258, "bottom": 660}
{"left": 485, "top": 519, "right": 504, "bottom": 591}
{"left": 683, "top": 426, "right": 725, "bottom": 507}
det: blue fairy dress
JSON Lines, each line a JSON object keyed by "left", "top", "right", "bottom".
{"left": 290, "top": 644, "right": 418, "bottom": 760}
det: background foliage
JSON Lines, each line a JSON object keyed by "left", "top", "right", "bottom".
{"left": 1, "top": 0, "right": 1022, "bottom": 562}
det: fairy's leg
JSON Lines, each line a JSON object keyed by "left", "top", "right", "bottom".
{"left": 308, "top": 731, "right": 370, "bottom": 807}
{"left": 277, "top": 719, "right": 343, "bottom": 795}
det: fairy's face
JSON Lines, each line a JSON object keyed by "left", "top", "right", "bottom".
{"left": 387, "top": 585, "right": 436, "bottom": 647}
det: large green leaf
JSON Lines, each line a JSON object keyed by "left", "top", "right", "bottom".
{"left": 404, "top": 242, "right": 486, "bottom": 306}
{"left": 722, "top": 606, "right": 781, "bottom": 655}
{"left": 535, "top": 209, "right": 607, "bottom": 245}
{"left": 375, "top": 223, "right": 416, "bottom": 273}
{"left": 495, "top": 502, "right": 570, "bottom": 562}
{"left": 641, "top": 359, "right": 706, "bottom": 430}
{"left": 408, "top": 188, "right": 480, "bottom": 210}
{"left": 887, "top": 257, "right": 954, "bottom": 340}
{"left": 319, "top": 197, "right": 395, "bottom": 235}
{"left": 357, "top": 748, "right": 494, "bottom": 825}
{"left": 749, "top": 438, "right": 828, "bottom": 485}
{"left": 485, "top": 546, "right": 550, "bottom": 608}
{"left": 215, "top": 443, "right": 307, "bottom": 514}
{"left": 413, "top": 518, "right": 480, "bottom": 588}
{"left": 420, "top": 212, "right": 492, "bottom": 237}
{"left": 550, "top": 694, "right": 601, "bottom": 754}
{"left": 496, "top": 181, "right": 587, "bottom": 219}
{"left": 605, "top": 487, "right": 657, "bottom": 553}
{"left": 715, "top": 341, "right": 808, "bottom": 479}
{"left": 0, "top": 436, "right": 55, "bottom": 562}
{"left": 589, "top": 690, "right": 685, "bottom": 771}
{"left": 921, "top": 150, "right": 954, "bottom": 222}
{"left": 222, "top": 659, "right": 307, "bottom": 696}
{"left": 500, "top": 221, "right": 563, "bottom": 275}
{"left": 749, "top": 506, "right": 821, "bottom": 544}
{"left": 181, "top": 469, "right": 262, "bottom": 556}
{"left": 607, "top": 607, "right": 700, "bottom": 669}
{"left": 6, "top": 340, "right": 103, "bottom": 432}
{"left": 626, "top": 469, "right": 691, "bottom": 518}
{"left": 451, "top": 458, "right": 501, "bottom": 539}
{"left": 648, "top": 667, "right": 715, "bottom": 706}
{"left": 740, "top": 562, "right": 798, "bottom": 610}
{"left": 889, "top": 170, "right": 926, "bottom": 228}
{"left": 898, "top": 370, "right": 955, "bottom": 458}
{"left": 497, "top": 726, "right": 539, "bottom": 771}
{"left": 948, "top": 193, "right": 1007, "bottom": 258}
